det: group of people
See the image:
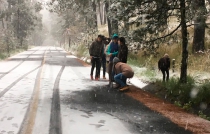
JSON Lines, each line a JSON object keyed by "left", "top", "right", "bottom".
{"left": 89, "top": 34, "right": 134, "bottom": 91}
{"left": 89, "top": 33, "right": 171, "bottom": 92}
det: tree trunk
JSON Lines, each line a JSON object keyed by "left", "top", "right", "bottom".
{"left": 97, "top": 1, "right": 103, "bottom": 25}
{"left": 192, "top": 0, "right": 206, "bottom": 53}
{"left": 2, "top": 19, "right": 5, "bottom": 29}
{"left": 92, "top": 1, "right": 97, "bottom": 29}
{"left": 180, "top": 0, "right": 188, "bottom": 83}
{"left": 105, "top": 1, "right": 112, "bottom": 37}
{"left": 124, "top": 17, "right": 129, "bottom": 35}
{"left": 68, "top": 36, "right": 71, "bottom": 48}
{"left": 20, "top": 38, "right": 23, "bottom": 47}
{"left": 17, "top": 0, "right": 20, "bottom": 41}
{"left": 103, "top": 5, "right": 106, "bottom": 24}
{"left": 110, "top": 6, "right": 118, "bottom": 34}
{"left": 111, "top": 19, "right": 118, "bottom": 35}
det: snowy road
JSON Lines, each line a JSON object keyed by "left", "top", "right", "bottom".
{"left": 0, "top": 46, "right": 191, "bottom": 134}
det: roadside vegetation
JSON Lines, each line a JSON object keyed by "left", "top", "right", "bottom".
{"left": 0, "top": 0, "right": 45, "bottom": 60}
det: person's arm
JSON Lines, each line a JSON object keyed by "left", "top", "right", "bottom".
{"left": 168, "top": 58, "right": 171, "bottom": 69}
{"left": 89, "top": 42, "right": 94, "bottom": 59}
{"left": 125, "top": 46, "right": 128, "bottom": 57}
{"left": 112, "top": 51, "right": 118, "bottom": 56}
{"left": 117, "top": 44, "right": 121, "bottom": 58}
{"left": 158, "top": 59, "right": 161, "bottom": 70}
{"left": 106, "top": 44, "right": 111, "bottom": 55}
{"left": 125, "top": 46, "right": 128, "bottom": 63}
{"left": 104, "top": 45, "right": 108, "bottom": 54}
{"left": 100, "top": 44, "right": 104, "bottom": 58}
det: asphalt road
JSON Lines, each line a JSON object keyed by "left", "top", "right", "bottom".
{"left": 0, "top": 46, "right": 192, "bottom": 134}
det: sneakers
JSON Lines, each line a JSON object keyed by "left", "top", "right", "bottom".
{"left": 95, "top": 77, "right": 99, "bottom": 81}
{"left": 119, "top": 86, "right": 129, "bottom": 91}
{"left": 113, "top": 84, "right": 120, "bottom": 89}
{"left": 90, "top": 75, "right": 93, "bottom": 80}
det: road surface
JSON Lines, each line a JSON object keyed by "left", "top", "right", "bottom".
{"left": 0, "top": 46, "right": 191, "bottom": 134}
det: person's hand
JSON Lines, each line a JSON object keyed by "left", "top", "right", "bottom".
{"left": 90, "top": 56, "right": 92, "bottom": 59}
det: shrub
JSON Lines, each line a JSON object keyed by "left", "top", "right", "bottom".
{"left": 157, "top": 76, "right": 195, "bottom": 104}
{"left": 192, "top": 83, "right": 210, "bottom": 105}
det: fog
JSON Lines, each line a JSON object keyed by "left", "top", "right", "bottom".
{"left": 40, "top": 0, "right": 58, "bottom": 46}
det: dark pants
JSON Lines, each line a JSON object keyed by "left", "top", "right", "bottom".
{"left": 108, "top": 62, "right": 113, "bottom": 82}
{"left": 161, "top": 68, "right": 169, "bottom": 82}
{"left": 90, "top": 58, "right": 100, "bottom": 78}
{"left": 99, "top": 59, "right": 106, "bottom": 77}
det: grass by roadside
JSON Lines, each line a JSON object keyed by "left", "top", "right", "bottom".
{"left": 154, "top": 77, "right": 210, "bottom": 121}
{"left": 0, "top": 45, "right": 34, "bottom": 60}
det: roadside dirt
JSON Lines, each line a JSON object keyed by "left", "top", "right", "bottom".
{"left": 126, "top": 85, "right": 210, "bottom": 134}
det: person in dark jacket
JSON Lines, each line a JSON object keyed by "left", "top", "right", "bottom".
{"left": 113, "top": 57, "right": 134, "bottom": 91}
{"left": 158, "top": 54, "right": 170, "bottom": 82}
{"left": 118, "top": 37, "right": 128, "bottom": 63}
{"left": 89, "top": 35, "right": 104, "bottom": 81}
{"left": 106, "top": 34, "right": 119, "bottom": 83}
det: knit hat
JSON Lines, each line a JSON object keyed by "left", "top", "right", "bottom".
{"left": 112, "top": 34, "right": 118, "bottom": 39}
{"left": 113, "top": 57, "right": 120, "bottom": 64}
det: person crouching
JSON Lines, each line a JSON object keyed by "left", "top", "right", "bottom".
{"left": 112, "top": 57, "right": 134, "bottom": 91}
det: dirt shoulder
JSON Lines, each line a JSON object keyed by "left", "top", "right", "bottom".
{"left": 127, "top": 85, "right": 210, "bottom": 134}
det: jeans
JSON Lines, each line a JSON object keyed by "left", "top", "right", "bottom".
{"left": 114, "top": 73, "right": 127, "bottom": 87}
{"left": 90, "top": 58, "right": 100, "bottom": 77}
{"left": 161, "top": 68, "right": 169, "bottom": 82}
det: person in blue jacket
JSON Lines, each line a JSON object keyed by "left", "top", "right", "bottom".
{"left": 106, "top": 33, "right": 119, "bottom": 83}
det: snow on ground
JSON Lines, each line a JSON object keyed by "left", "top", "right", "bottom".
{"left": 78, "top": 54, "right": 210, "bottom": 91}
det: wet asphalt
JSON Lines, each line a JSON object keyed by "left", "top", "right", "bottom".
{"left": 0, "top": 46, "right": 192, "bottom": 134}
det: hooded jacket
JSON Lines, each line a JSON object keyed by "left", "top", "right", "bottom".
{"left": 114, "top": 62, "right": 134, "bottom": 78}
{"left": 89, "top": 40, "right": 103, "bottom": 58}
{"left": 118, "top": 44, "right": 128, "bottom": 63}
{"left": 158, "top": 57, "right": 170, "bottom": 70}
{"left": 106, "top": 42, "right": 119, "bottom": 62}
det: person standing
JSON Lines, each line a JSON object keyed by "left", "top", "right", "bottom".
{"left": 99, "top": 36, "right": 107, "bottom": 79}
{"left": 118, "top": 37, "right": 128, "bottom": 63}
{"left": 112, "top": 57, "right": 134, "bottom": 91}
{"left": 89, "top": 35, "right": 104, "bottom": 81}
{"left": 158, "top": 53, "right": 170, "bottom": 82}
{"left": 106, "top": 34, "right": 119, "bottom": 83}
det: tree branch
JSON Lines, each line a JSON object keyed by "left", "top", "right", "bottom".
{"left": 146, "top": 23, "right": 181, "bottom": 43}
